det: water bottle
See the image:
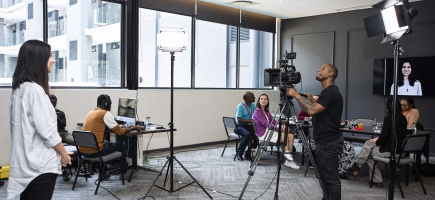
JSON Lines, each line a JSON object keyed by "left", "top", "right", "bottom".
{"left": 412, "top": 123, "right": 417, "bottom": 135}
{"left": 146, "top": 117, "right": 152, "bottom": 126}
{"left": 373, "top": 118, "right": 376, "bottom": 127}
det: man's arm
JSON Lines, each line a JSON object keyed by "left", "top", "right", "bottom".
{"left": 237, "top": 117, "right": 252, "bottom": 124}
{"left": 287, "top": 88, "right": 325, "bottom": 116}
{"left": 57, "top": 110, "right": 67, "bottom": 130}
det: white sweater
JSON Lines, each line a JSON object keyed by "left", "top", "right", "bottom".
{"left": 7, "top": 82, "right": 62, "bottom": 199}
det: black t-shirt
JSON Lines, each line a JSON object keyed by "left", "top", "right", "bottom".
{"left": 313, "top": 85, "right": 343, "bottom": 144}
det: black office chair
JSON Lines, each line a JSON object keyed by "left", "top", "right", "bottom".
{"left": 72, "top": 131, "right": 125, "bottom": 195}
{"left": 222, "top": 117, "right": 243, "bottom": 161}
{"left": 371, "top": 135, "right": 427, "bottom": 198}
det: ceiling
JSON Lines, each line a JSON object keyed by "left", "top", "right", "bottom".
{"left": 201, "top": 0, "right": 421, "bottom": 19}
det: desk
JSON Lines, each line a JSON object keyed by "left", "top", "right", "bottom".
{"left": 340, "top": 128, "right": 434, "bottom": 171}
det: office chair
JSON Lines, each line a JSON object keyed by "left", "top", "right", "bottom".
{"left": 371, "top": 135, "right": 427, "bottom": 198}
{"left": 72, "top": 131, "right": 125, "bottom": 195}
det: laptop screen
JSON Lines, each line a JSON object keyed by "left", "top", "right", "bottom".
{"left": 117, "top": 97, "right": 137, "bottom": 126}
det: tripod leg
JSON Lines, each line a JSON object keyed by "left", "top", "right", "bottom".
{"left": 163, "top": 158, "right": 171, "bottom": 187}
{"left": 173, "top": 157, "right": 212, "bottom": 199}
{"left": 144, "top": 158, "right": 170, "bottom": 198}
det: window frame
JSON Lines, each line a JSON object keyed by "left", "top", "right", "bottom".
{"left": 0, "top": 1, "right": 274, "bottom": 90}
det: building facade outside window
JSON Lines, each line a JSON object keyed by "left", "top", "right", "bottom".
{"left": 0, "top": 0, "right": 42, "bottom": 86}
{"left": 239, "top": 28, "right": 274, "bottom": 89}
{"left": 138, "top": 8, "right": 192, "bottom": 88}
{"left": 47, "top": 0, "right": 122, "bottom": 87}
{"left": 195, "top": 20, "right": 236, "bottom": 88}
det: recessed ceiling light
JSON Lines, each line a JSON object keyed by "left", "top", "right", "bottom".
{"left": 281, "top": 1, "right": 284, "bottom": 2}
{"left": 226, "top": 1, "right": 259, "bottom": 7}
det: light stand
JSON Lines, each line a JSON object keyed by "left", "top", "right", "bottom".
{"left": 364, "top": 1, "right": 417, "bottom": 199}
{"left": 144, "top": 28, "right": 212, "bottom": 199}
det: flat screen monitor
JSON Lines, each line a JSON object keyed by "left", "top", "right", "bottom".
{"left": 373, "top": 56, "right": 435, "bottom": 96}
{"left": 117, "top": 97, "right": 137, "bottom": 126}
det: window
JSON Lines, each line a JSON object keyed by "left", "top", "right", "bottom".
{"left": 0, "top": 0, "right": 42, "bottom": 86}
{"left": 47, "top": 0, "right": 122, "bottom": 87}
{"left": 239, "top": 29, "right": 274, "bottom": 88}
{"left": 138, "top": 8, "right": 192, "bottom": 88}
{"left": 195, "top": 20, "right": 236, "bottom": 88}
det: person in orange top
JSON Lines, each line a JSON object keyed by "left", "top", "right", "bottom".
{"left": 80, "top": 94, "right": 142, "bottom": 174}
{"left": 400, "top": 97, "right": 419, "bottom": 128}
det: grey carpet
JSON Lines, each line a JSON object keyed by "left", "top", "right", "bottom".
{"left": 1, "top": 143, "right": 434, "bottom": 200}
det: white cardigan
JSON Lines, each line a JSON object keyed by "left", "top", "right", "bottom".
{"left": 7, "top": 82, "right": 62, "bottom": 199}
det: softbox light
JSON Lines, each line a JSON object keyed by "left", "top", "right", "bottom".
{"left": 157, "top": 28, "right": 188, "bottom": 52}
{"left": 363, "top": 0, "right": 417, "bottom": 43}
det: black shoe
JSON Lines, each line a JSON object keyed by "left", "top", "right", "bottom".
{"left": 236, "top": 154, "right": 244, "bottom": 161}
{"left": 347, "top": 163, "right": 360, "bottom": 176}
{"left": 339, "top": 174, "right": 349, "bottom": 179}
{"left": 244, "top": 152, "right": 253, "bottom": 161}
{"left": 62, "top": 169, "right": 71, "bottom": 181}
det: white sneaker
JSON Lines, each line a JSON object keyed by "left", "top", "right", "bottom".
{"left": 283, "top": 151, "right": 293, "bottom": 161}
{"left": 284, "top": 160, "right": 300, "bottom": 169}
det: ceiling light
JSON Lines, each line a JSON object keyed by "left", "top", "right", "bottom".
{"left": 226, "top": 1, "right": 259, "bottom": 7}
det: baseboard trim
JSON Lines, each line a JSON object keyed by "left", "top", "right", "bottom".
{"left": 142, "top": 139, "right": 236, "bottom": 153}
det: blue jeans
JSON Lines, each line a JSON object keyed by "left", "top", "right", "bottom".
{"left": 236, "top": 124, "right": 256, "bottom": 155}
{"left": 82, "top": 141, "right": 127, "bottom": 173}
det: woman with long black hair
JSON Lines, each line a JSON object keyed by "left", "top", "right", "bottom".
{"left": 348, "top": 97, "right": 407, "bottom": 187}
{"left": 7, "top": 40, "right": 71, "bottom": 199}
{"left": 390, "top": 61, "right": 422, "bottom": 95}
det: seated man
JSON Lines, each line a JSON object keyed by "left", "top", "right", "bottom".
{"left": 235, "top": 91, "right": 258, "bottom": 161}
{"left": 80, "top": 94, "right": 143, "bottom": 174}
{"left": 49, "top": 94, "right": 74, "bottom": 145}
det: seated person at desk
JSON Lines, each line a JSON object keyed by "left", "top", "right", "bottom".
{"left": 253, "top": 94, "right": 300, "bottom": 169}
{"left": 401, "top": 97, "right": 419, "bottom": 128}
{"left": 297, "top": 94, "right": 319, "bottom": 120}
{"left": 49, "top": 94, "right": 75, "bottom": 145}
{"left": 80, "top": 94, "right": 143, "bottom": 174}
{"left": 235, "top": 91, "right": 258, "bottom": 161}
{"left": 348, "top": 97, "right": 407, "bottom": 187}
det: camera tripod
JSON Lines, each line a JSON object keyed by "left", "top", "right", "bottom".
{"left": 238, "top": 94, "right": 326, "bottom": 200}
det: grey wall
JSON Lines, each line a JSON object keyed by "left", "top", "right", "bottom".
{"left": 281, "top": 0, "right": 435, "bottom": 154}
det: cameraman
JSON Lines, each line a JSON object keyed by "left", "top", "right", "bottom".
{"left": 286, "top": 64, "right": 343, "bottom": 200}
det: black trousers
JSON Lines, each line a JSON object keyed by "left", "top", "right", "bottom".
{"left": 316, "top": 136, "right": 343, "bottom": 200}
{"left": 21, "top": 173, "right": 58, "bottom": 200}
{"left": 82, "top": 141, "right": 127, "bottom": 173}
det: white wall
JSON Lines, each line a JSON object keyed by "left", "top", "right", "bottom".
{"left": 0, "top": 88, "right": 279, "bottom": 165}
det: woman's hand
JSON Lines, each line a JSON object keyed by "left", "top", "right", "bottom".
{"left": 369, "top": 138, "right": 379, "bottom": 143}
{"left": 60, "top": 155, "right": 72, "bottom": 167}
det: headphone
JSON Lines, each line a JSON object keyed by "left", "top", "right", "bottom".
{"left": 98, "top": 94, "right": 110, "bottom": 109}
{"left": 103, "top": 94, "right": 110, "bottom": 109}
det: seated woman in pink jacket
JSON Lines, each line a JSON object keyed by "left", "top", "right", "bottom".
{"left": 252, "top": 94, "right": 300, "bottom": 169}
{"left": 297, "top": 94, "right": 319, "bottom": 120}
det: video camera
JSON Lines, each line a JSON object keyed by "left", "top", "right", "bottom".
{"left": 264, "top": 51, "right": 301, "bottom": 88}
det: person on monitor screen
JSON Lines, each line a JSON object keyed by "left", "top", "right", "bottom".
{"left": 235, "top": 91, "right": 258, "bottom": 161}
{"left": 390, "top": 61, "right": 422, "bottom": 96}
{"left": 401, "top": 97, "right": 419, "bottom": 128}
{"left": 252, "top": 94, "right": 300, "bottom": 169}
{"left": 79, "top": 94, "right": 143, "bottom": 175}
{"left": 286, "top": 63, "right": 344, "bottom": 200}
